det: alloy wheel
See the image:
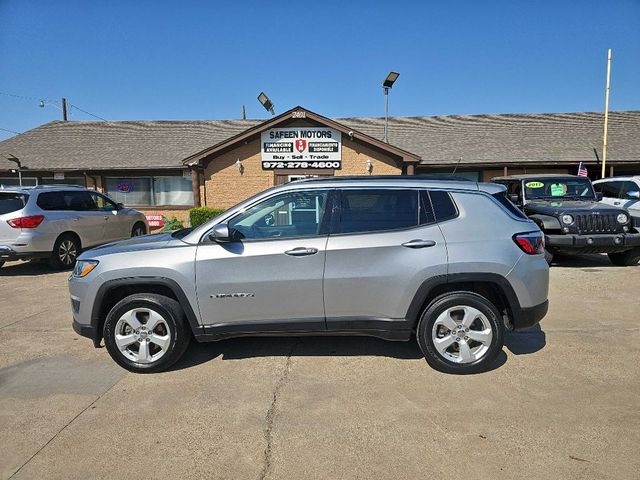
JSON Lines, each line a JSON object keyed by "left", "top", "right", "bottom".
{"left": 431, "top": 305, "right": 493, "bottom": 364}
{"left": 114, "top": 308, "right": 171, "bottom": 364}
{"left": 58, "top": 240, "right": 78, "bottom": 266}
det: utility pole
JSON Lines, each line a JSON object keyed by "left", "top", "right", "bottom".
{"left": 601, "top": 49, "right": 612, "bottom": 179}
{"left": 62, "top": 97, "right": 68, "bottom": 121}
{"left": 242, "top": 104, "right": 246, "bottom": 120}
{"left": 384, "top": 86, "right": 389, "bottom": 143}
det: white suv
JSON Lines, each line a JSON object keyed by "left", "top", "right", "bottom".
{"left": 0, "top": 185, "right": 148, "bottom": 270}
{"left": 593, "top": 176, "right": 640, "bottom": 225}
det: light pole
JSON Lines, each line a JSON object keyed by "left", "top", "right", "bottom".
{"left": 382, "top": 72, "right": 400, "bottom": 143}
{"left": 5, "top": 154, "right": 22, "bottom": 186}
{"left": 257, "top": 92, "right": 275, "bottom": 116}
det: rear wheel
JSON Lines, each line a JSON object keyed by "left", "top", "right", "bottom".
{"left": 608, "top": 248, "right": 640, "bottom": 266}
{"left": 417, "top": 292, "right": 504, "bottom": 374}
{"left": 48, "top": 234, "right": 80, "bottom": 270}
{"left": 103, "top": 293, "right": 191, "bottom": 373}
{"left": 131, "top": 222, "right": 147, "bottom": 237}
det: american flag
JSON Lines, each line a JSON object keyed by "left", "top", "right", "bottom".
{"left": 577, "top": 162, "right": 588, "bottom": 177}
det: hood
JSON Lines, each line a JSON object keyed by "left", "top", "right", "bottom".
{"left": 524, "top": 199, "right": 624, "bottom": 216}
{"left": 78, "top": 232, "right": 179, "bottom": 259}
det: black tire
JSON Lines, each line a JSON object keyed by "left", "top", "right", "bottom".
{"left": 48, "top": 233, "right": 80, "bottom": 270}
{"left": 131, "top": 222, "right": 147, "bottom": 237}
{"left": 0, "top": 260, "right": 4, "bottom": 269}
{"left": 416, "top": 292, "right": 504, "bottom": 374}
{"left": 608, "top": 248, "right": 640, "bottom": 266}
{"left": 103, "top": 293, "right": 191, "bottom": 373}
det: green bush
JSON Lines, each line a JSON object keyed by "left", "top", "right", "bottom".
{"left": 189, "top": 207, "right": 225, "bottom": 227}
{"left": 161, "top": 216, "right": 184, "bottom": 232}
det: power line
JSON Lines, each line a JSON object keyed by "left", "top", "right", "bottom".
{"left": 0, "top": 91, "right": 108, "bottom": 121}
{"left": 0, "top": 127, "right": 21, "bottom": 135}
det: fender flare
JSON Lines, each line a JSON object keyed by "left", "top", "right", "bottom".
{"left": 90, "top": 277, "right": 203, "bottom": 338}
{"left": 404, "top": 272, "right": 523, "bottom": 328}
{"left": 529, "top": 214, "right": 561, "bottom": 231}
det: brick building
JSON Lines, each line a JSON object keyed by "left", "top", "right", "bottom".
{"left": 1, "top": 106, "right": 639, "bottom": 228}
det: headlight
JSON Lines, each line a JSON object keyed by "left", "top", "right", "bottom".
{"left": 561, "top": 214, "right": 574, "bottom": 225}
{"left": 617, "top": 213, "right": 629, "bottom": 224}
{"left": 72, "top": 260, "right": 99, "bottom": 278}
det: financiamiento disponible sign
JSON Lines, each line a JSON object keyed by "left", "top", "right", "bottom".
{"left": 261, "top": 127, "right": 341, "bottom": 170}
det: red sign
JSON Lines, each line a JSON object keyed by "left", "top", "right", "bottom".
{"left": 145, "top": 215, "right": 164, "bottom": 228}
{"left": 295, "top": 139, "right": 307, "bottom": 153}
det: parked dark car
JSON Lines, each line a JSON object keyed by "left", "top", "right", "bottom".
{"left": 492, "top": 174, "right": 640, "bottom": 265}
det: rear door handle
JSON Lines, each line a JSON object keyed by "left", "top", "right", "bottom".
{"left": 284, "top": 247, "right": 318, "bottom": 257}
{"left": 614, "top": 201, "right": 621, "bottom": 205}
{"left": 402, "top": 239, "right": 436, "bottom": 249}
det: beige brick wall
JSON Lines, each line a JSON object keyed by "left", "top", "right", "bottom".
{"left": 202, "top": 136, "right": 402, "bottom": 209}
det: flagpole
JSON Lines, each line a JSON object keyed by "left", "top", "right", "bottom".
{"left": 601, "top": 48, "right": 612, "bottom": 179}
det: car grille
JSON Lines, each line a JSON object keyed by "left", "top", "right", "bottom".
{"left": 575, "top": 213, "right": 618, "bottom": 234}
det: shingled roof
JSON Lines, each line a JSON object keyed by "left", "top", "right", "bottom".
{"left": 1, "top": 111, "right": 639, "bottom": 171}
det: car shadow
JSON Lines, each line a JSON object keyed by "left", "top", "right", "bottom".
{"left": 0, "top": 260, "right": 62, "bottom": 276}
{"left": 168, "top": 334, "right": 510, "bottom": 373}
{"left": 504, "top": 324, "right": 546, "bottom": 355}
{"left": 551, "top": 253, "right": 619, "bottom": 268}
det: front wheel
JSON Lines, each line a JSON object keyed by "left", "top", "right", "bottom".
{"left": 608, "top": 248, "right": 640, "bottom": 266}
{"left": 103, "top": 293, "right": 191, "bottom": 373}
{"left": 417, "top": 292, "right": 504, "bottom": 374}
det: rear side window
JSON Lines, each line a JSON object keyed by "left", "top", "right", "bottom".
{"left": 338, "top": 189, "right": 419, "bottom": 234}
{"left": 0, "top": 193, "right": 28, "bottom": 214}
{"left": 428, "top": 190, "right": 458, "bottom": 222}
{"left": 492, "top": 191, "right": 528, "bottom": 219}
{"left": 37, "top": 191, "right": 97, "bottom": 211}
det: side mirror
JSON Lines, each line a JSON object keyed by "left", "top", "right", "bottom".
{"left": 209, "top": 224, "right": 231, "bottom": 242}
{"left": 509, "top": 194, "right": 520, "bottom": 204}
{"left": 595, "top": 192, "right": 603, "bottom": 201}
{"left": 627, "top": 191, "right": 640, "bottom": 199}
{"left": 116, "top": 203, "right": 124, "bottom": 210}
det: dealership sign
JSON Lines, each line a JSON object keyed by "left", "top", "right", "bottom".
{"left": 145, "top": 215, "right": 164, "bottom": 228}
{"left": 261, "top": 127, "right": 341, "bottom": 170}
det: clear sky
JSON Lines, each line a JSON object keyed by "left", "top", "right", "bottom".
{"left": 1, "top": 0, "right": 639, "bottom": 141}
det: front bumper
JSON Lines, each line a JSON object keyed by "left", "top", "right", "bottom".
{"left": 545, "top": 232, "right": 640, "bottom": 251}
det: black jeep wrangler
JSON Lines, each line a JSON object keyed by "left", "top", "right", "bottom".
{"left": 493, "top": 174, "right": 640, "bottom": 265}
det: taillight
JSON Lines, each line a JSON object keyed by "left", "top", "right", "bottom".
{"left": 513, "top": 231, "right": 545, "bottom": 255}
{"left": 7, "top": 215, "right": 45, "bottom": 229}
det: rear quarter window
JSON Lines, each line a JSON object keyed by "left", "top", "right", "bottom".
{"left": 428, "top": 190, "right": 458, "bottom": 222}
{"left": 492, "top": 191, "right": 528, "bottom": 219}
{"left": 0, "top": 193, "right": 29, "bottom": 215}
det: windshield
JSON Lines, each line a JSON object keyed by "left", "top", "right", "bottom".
{"left": 523, "top": 178, "right": 595, "bottom": 200}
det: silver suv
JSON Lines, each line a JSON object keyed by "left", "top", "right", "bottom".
{"left": 69, "top": 177, "right": 549, "bottom": 374}
{"left": 0, "top": 185, "right": 148, "bottom": 270}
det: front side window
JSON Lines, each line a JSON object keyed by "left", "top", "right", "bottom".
{"left": 229, "top": 190, "right": 329, "bottom": 240}
{"left": 90, "top": 192, "right": 118, "bottom": 211}
{"left": 104, "top": 175, "right": 193, "bottom": 206}
{"left": 594, "top": 181, "right": 622, "bottom": 198}
{"left": 338, "top": 189, "right": 419, "bottom": 234}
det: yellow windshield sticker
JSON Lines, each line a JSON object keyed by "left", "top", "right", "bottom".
{"left": 525, "top": 181, "right": 544, "bottom": 188}
{"left": 550, "top": 183, "right": 566, "bottom": 196}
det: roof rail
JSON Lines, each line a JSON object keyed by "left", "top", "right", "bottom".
{"left": 297, "top": 175, "right": 474, "bottom": 183}
{"left": 31, "top": 184, "right": 86, "bottom": 189}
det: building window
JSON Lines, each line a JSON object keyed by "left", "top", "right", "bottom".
{"left": 104, "top": 175, "right": 193, "bottom": 206}
{"left": 40, "top": 177, "right": 85, "bottom": 186}
{"left": 0, "top": 177, "right": 38, "bottom": 187}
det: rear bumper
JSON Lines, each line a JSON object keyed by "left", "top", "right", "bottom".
{"left": 0, "top": 245, "right": 50, "bottom": 261}
{"left": 512, "top": 300, "right": 548, "bottom": 330}
{"left": 545, "top": 233, "right": 640, "bottom": 251}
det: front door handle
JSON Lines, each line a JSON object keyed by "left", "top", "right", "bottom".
{"left": 614, "top": 201, "right": 621, "bottom": 205}
{"left": 284, "top": 247, "right": 318, "bottom": 257}
{"left": 402, "top": 239, "right": 436, "bottom": 249}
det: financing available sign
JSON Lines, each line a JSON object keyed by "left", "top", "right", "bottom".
{"left": 261, "top": 127, "right": 341, "bottom": 170}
